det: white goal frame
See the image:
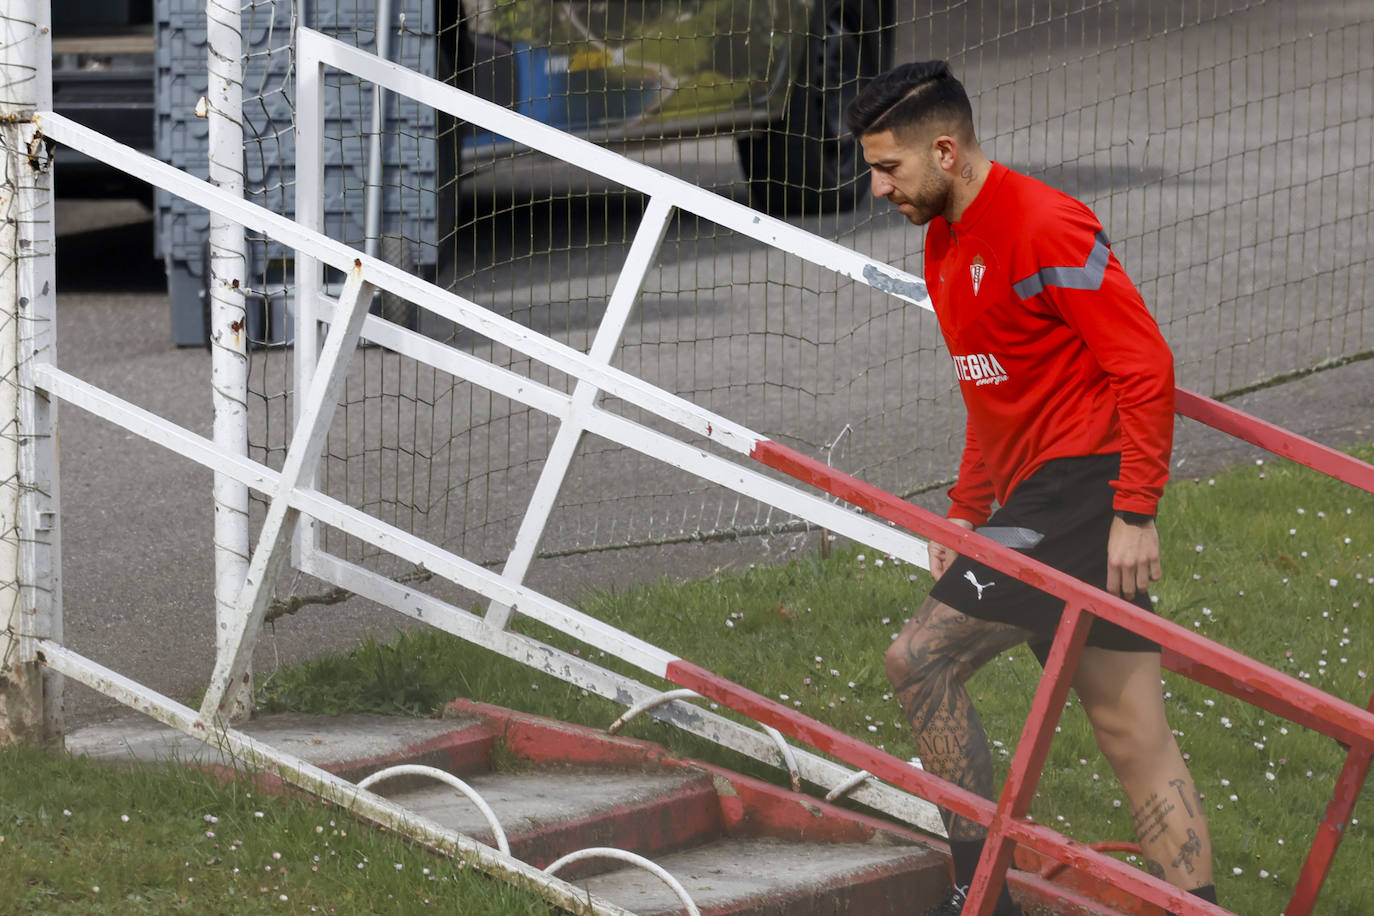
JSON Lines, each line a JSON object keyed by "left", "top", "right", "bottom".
{"left": 9, "top": 7, "right": 1374, "bottom": 914}
{"left": 15, "top": 17, "right": 958, "bottom": 870}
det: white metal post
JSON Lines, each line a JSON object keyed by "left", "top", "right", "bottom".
{"left": 206, "top": 0, "right": 252, "bottom": 721}
{"left": 0, "top": 0, "right": 62, "bottom": 746}
{"left": 291, "top": 43, "right": 325, "bottom": 573}
{"left": 201, "top": 268, "right": 376, "bottom": 724}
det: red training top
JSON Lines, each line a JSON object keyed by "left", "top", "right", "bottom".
{"left": 924, "top": 162, "right": 1174, "bottom": 525}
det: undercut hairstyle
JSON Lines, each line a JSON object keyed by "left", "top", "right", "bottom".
{"left": 844, "top": 60, "right": 975, "bottom": 143}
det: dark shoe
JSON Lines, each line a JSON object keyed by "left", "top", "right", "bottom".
{"left": 921, "top": 883, "right": 1024, "bottom": 916}
{"left": 921, "top": 884, "right": 969, "bottom": 915}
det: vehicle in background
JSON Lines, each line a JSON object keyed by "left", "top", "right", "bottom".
{"left": 50, "top": 0, "right": 896, "bottom": 344}
{"left": 49, "top": 0, "right": 156, "bottom": 198}
{"left": 450, "top": 0, "right": 895, "bottom": 216}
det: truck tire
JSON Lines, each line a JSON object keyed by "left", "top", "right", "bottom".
{"left": 738, "top": 0, "right": 891, "bottom": 217}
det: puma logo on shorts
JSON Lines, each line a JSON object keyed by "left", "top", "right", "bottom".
{"left": 964, "top": 570, "right": 995, "bottom": 599}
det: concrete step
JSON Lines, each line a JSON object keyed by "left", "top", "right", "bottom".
{"left": 568, "top": 834, "right": 948, "bottom": 916}
{"left": 372, "top": 765, "right": 725, "bottom": 873}
{"left": 445, "top": 700, "right": 1133, "bottom": 916}
{"left": 66, "top": 711, "right": 496, "bottom": 781}
{"left": 69, "top": 707, "right": 1140, "bottom": 915}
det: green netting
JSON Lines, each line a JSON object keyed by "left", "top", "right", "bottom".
{"left": 238, "top": 1, "right": 1373, "bottom": 586}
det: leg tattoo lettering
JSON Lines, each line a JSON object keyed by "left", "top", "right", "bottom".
{"left": 919, "top": 723, "right": 973, "bottom": 760}
{"left": 1131, "top": 792, "right": 1177, "bottom": 847}
{"left": 897, "top": 669, "right": 992, "bottom": 842}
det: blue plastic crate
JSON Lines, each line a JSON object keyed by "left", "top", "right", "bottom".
{"left": 156, "top": 0, "right": 438, "bottom": 345}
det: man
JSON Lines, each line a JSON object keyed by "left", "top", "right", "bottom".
{"left": 843, "top": 62, "right": 1217, "bottom": 915}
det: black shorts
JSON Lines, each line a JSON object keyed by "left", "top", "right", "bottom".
{"left": 928, "top": 454, "right": 1160, "bottom": 657}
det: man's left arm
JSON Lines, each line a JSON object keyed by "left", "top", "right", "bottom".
{"left": 1043, "top": 214, "right": 1175, "bottom": 599}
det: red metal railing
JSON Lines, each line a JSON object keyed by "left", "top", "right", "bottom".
{"left": 663, "top": 385, "right": 1372, "bottom": 916}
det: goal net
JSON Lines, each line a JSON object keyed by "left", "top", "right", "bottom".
{"left": 162, "top": 0, "right": 1372, "bottom": 591}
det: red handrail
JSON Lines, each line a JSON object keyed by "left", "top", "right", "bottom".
{"left": 1039, "top": 842, "right": 1147, "bottom": 881}
{"left": 1284, "top": 692, "right": 1374, "bottom": 916}
{"left": 1174, "top": 387, "right": 1374, "bottom": 493}
{"left": 688, "top": 383, "right": 1374, "bottom": 916}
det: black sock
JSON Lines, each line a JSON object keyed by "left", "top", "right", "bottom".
{"left": 949, "top": 839, "right": 1022, "bottom": 915}
{"left": 1167, "top": 883, "right": 1218, "bottom": 915}
{"left": 949, "top": 838, "right": 985, "bottom": 889}
{"left": 1190, "top": 884, "right": 1218, "bottom": 903}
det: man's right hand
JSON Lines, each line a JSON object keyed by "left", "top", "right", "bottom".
{"left": 929, "top": 518, "right": 975, "bottom": 581}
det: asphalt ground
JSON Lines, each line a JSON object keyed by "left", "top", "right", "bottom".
{"left": 44, "top": 0, "right": 1374, "bottom": 731}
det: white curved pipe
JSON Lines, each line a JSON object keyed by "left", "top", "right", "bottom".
{"left": 358, "top": 764, "right": 510, "bottom": 856}
{"left": 607, "top": 688, "right": 700, "bottom": 734}
{"left": 543, "top": 847, "right": 701, "bottom": 916}
{"left": 824, "top": 768, "right": 872, "bottom": 802}
{"left": 762, "top": 724, "right": 802, "bottom": 792}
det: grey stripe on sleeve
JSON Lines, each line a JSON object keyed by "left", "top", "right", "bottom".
{"left": 1012, "top": 231, "right": 1112, "bottom": 300}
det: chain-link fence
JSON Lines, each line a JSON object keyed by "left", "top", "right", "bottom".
{"left": 149, "top": 1, "right": 1372, "bottom": 588}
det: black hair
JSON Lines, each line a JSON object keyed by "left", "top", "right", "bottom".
{"left": 843, "top": 60, "right": 975, "bottom": 141}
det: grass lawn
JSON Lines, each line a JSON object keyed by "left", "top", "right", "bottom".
{"left": 0, "top": 744, "right": 555, "bottom": 914}
{"left": 3, "top": 447, "right": 1371, "bottom": 913}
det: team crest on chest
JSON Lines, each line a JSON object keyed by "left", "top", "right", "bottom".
{"left": 969, "top": 255, "right": 986, "bottom": 295}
